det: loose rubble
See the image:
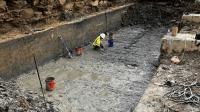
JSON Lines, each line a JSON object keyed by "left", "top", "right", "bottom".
{"left": 122, "top": 1, "right": 200, "bottom": 27}
{"left": 165, "top": 78, "right": 200, "bottom": 106}
{"left": 0, "top": 78, "right": 58, "bottom": 112}
{"left": 171, "top": 56, "right": 181, "bottom": 64}
{"left": 134, "top": 52, "right": 200, "bottom": 112}
{"left": 122, "top": 2, "right": 181, "bottom": 27}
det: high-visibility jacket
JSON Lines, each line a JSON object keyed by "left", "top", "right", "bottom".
{"left": 93, "top": 36, "right": 101, "bottom": 47}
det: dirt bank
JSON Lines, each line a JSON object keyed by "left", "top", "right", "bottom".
{"left": 0, "top": 0, "right": 129, "bottom": 40}
{"left": 1, "top": 0, "right": 199, "bottom": 40}
{"left": 122, "top": 1, "right": 200, "bottom": 27}
{"left": 16, "top": 26, "right": 166, "bottom": 112}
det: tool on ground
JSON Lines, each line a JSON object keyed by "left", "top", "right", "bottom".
{"left": 33, "top": 55, "right": 47, "bottom": 110}
{"left": 59, "top": 36, "right": 73, "bottom": 58}
{"left": 99, "top": 47, "right": 107, "bottom": 55}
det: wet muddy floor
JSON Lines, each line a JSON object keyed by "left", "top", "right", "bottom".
{"left": 17, "top": 26, "right": 167, "bottom": 112}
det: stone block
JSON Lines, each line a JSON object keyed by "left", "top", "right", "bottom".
{"left": 161, "top": 33, "right": 200, "bottom": 54}
{"left": 182, "top": 14, "right": 200, "bottom": 23}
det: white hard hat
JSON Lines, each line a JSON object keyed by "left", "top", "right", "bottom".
{"left": 100, "top": 33, "right": 106, "bottom": 39}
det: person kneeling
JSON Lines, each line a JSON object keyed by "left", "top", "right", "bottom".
{"left": 92, "top": 33, "right": 106, "bottom": 50}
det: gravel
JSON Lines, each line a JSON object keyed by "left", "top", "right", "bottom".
{"left": 16, "top": 26, "right": 167, "bottom": 112}
{"left": 0, "top": 78, "right": 59, "bottom": 112}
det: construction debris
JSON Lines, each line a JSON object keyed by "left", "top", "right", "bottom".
{"left": 165, "top": 79, "right": 200, "bottom": 106}
{"left": 0, "top": 78, "right": 58, "bottom": 112}
{"left": 171, "top": 56, "right": 181, "bottom": 64}
{"left": 122, "top": 2, "right": 182, "bottom": 27}
{"left": 122, "top": 1, "right": 200, "bottom": 27}
{"left": 134, "top": 52, "right": 200, "bottom": 112}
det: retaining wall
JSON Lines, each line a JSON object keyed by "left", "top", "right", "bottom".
{"left": 0, "top": 4, "right": 133, "bottom": 79}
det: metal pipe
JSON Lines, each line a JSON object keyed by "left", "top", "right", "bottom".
{"left": 33, "top": 55, "right": 47, "bottom": 110}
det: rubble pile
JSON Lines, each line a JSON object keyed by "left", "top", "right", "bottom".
{"left": 158, "top": 52, "right": 200, "bottom": 111}
{"left": 0, "top": 78, "right": 58, "bottom": 112}
{"left": 165, "top": 78, "right": 200, "bottom": 106}
{"left": 180, "top": 22, "right": 200, "bottom": 34}
{"left": 122, "top": 1, "right": 200, "bottom": 27}
{"left": 122, "top": 2, "right": 182, "bottom": 27}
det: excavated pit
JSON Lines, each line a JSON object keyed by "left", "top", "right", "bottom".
{"left": 1, "top": 1, "right": 200, "bottom": 112}
{"left": 16, "top": 26, "right": 166, "bottom": 112}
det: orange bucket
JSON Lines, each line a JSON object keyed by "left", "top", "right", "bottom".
{"left": 75, "top": 47, "right": 83, "bottom": 56}
{"left": 45, "top": 77, "right": 55, "bottom": 91}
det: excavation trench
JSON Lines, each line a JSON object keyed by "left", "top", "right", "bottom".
{"left": 1, "top": 2, "right": 181, "bottom": 112}
{"left": 16, "top": 26, "right": 166, "bottom": 112}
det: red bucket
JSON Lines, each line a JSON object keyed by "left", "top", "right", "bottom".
{"left": 45, "top": 77, "right": 55, "bottom": 91}
{"left": 75, "top": 47, "right": 83, "bottom": 56}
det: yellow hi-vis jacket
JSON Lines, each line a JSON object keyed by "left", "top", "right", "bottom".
{"left": 93, "top": 36, "right": 101, "bottom": 47}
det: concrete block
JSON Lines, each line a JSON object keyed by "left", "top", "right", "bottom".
{"left": 161, "top": 33, "right": 200, "bottom": 54}
{"left": 196, "top": 0, "right": 200, "bottom": 2}
{"left": 182, "top": 14, "right": 200, "bottom": 23}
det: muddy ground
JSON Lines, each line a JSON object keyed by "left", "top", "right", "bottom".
{"left": 134, "top": 52, "right": 200, "bottom": 112}
{"left": 16, "top": 26, "right": 166, "bottom": 112}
